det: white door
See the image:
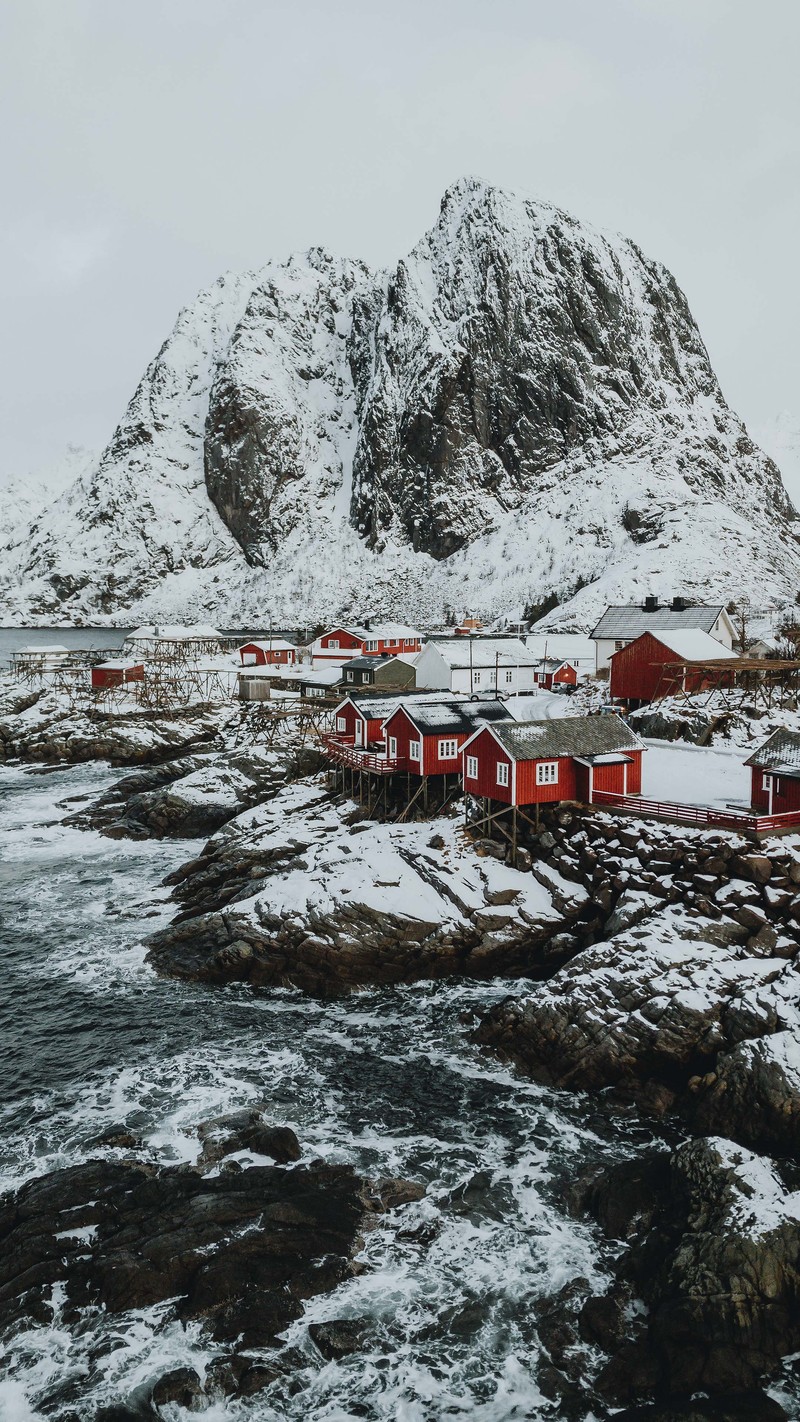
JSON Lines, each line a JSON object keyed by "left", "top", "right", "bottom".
{"left": 355, "top": 719, "right": 364, "bottom": 746}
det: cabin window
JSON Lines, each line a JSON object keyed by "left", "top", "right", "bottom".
{"left": 361, "top": 672, "right": 370, "bottom": 683}
{"left": 536, "top": 761, "right": 559, "bottom": 785}
{"left": 496, "top": 761, "right": 509, "bottom": 787}
{"left": 409, "top": 740, "right": 421, "bottom": 761}
{"left": 388, "top": 736, "right": 397, "bottom": 758}
{"left": 614, "top": 640, "right": 624, "bottom": 650}
{"left": 404, "top": 639, "right": 415, "bottom": 648}
{"left": 365, "top": 639, "right": 378, "bottom": 652}
{"left": 473, "top": 671, "right": 482, "bottom": 686}
{"left": 505, "top": 670, "right": 513, "bottom": 683}
{"left": 386, "top": 638, "right": 397, "bottom": 647}
{"left": 438, "top": 738, "right": 458, "bottom": 759}
{"left": 762, "top": 773, "right": 774, "bottom": 791}
{"left": 328, "top": 638, "right": 340, "bottom": 650}
{"left": 346, "top": 671, "right": 354, "bottom": 681}
{"left": 466, "top": 755, "right": 478, "bottom": 779}
{"left": 336, "top": 716, "right": 347, "bottom": 732}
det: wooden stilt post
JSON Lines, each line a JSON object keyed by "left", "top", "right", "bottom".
{"left": 512, "top": 805, "right": 518, "bottom": 863}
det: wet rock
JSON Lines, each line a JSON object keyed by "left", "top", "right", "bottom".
{"left": 0, "top": 1155, "right": 391, "bottom": 1350}
{"left": 308, "top": 1317, "right": 370, "bottom": 1359}
{"left": 693, "top": 1032, "right": 800, "bottom": 1156}
{"left": 197, "top": 1110, "right": 301, "bottom": 1166}
{"left": 150, "top": 1367, "right": 205, "bottom": 1410}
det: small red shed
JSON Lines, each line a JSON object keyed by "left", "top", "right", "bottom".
{"left": 746, "top": 731, "right": 800, "bottom": 816}
{"left": 461, "top": 714, "right": 644, "bottom": 806}
{"left": 382, "top": 698, "right": 512, "bottom": 776}
{"left": 91, "top": 660, "right": 145, "bottom": 690}
{"left": 609, "top": 629, "right": 737, "bottom": 708}
{"left": 238, "top": 639, "right": 297, "bottom": 667}
{"left": 534, "top": 659, "right": 578, "bottom": 691}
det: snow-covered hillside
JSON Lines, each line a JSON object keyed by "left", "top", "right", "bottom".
{"left": 2, "top": 178, "right": 799, "bottom": 627}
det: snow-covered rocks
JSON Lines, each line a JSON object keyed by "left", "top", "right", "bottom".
{"left": 0, "top": 684, "right": 229, "bottom": 765}
{"left": 1, "top": 178, "right": 798, "bottom": 626}
{"left": 148, "top": 779, "right": 586, "bottom": 994}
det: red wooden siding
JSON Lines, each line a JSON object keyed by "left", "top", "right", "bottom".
{"left": 463, "top": 732, "right": 644, "bottom": 807}
{"left": 91, "top": 663, "right": 145, "bottom": 689}
{"left": 333, "top": 700, "right": 387, "bottom": 746}
{"left": 750, "top": 767, "right": 800, "bottom": 814}
{"left": 610, "top": 632, "right": 733, "bottom": 706}
{"left": 462, "top": 727, "right": 515, "bottom": 803}
{"left": 553, "top": 662, "right": 578, "bottom": 687}
{"left": 382, "top": 707, "right": 467, "bottom": 775}
{"left": 239, "top": 642, "right": 296, "bottom": 666}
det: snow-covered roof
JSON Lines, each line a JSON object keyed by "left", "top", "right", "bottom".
{"left": 301, "top": 666, "right": 343, "bottom": 685}
{"left": 746, "top": 730, "right": 800, "bottom": 777}
{"left": 591, "top": 605, "right": 726, "bottom": 640}
{"left": 525, "top": 634, "right": 595, "bottom": 663}
{"left": 126, "top": 623, "right": 222, "bottom": 642}
{"left": 396, "top": 698, "right": 512, "bottom": 736}
{"left": 364, "top": 623, "right": 422, "bottom": 639}
{"left": 424, "top": 637, "right": 538, "bottom": 669}
{"left": 239, "top": 638, "right": 296, "bottom": 653}
{"left": 17, "top": 644, "right": 69, "bottom": 654}
{"left": 535, "top": 658, "right": 575, "bottom": 672}
{"left": 638, "top": 629, "right": 738, "bottom": 662}
{"left": 94, "top": 659, "right": 143, "bottom": 670}
{"left": 476, "top": 713, "right": 643, "bottom": 762}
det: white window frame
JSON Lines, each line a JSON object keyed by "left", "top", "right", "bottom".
{"left": 505, "top": 669, "right": 513, "bottom": 684}
{"left": 336, "top": 715, "right": 347, "bottom": 732}
{"left": 762, "top": 773, "right": 773, "bottom": 790}
{"left": 536, "top": 761, "right": 559, "bottom": 785}
{"left": 361, "top": 671, "right": 370, "bottom": 683}
{"left": 438, "top": 738, "right": 458, "bottom": 760}
{"left": 346, "top": 670, "right": 354, "bottom": 681}
{"left": 365, "top": 639, "right": 378, "bottom": 652}
{"left": 404, "top": 638, "right": 415, "bottom": 648}
{"left": 473, "top": 670, "right": 482, "bottom": 686}
{"left": 409, "top": 739, "right": 421, "bottom": 762}
{"left": 328, "top": 638, "right": 340, "bottom": 650}
{"left": 386, "top": 638, "right": 397, "bottom": 647}
{"left": 466, "top": 755, "right": 478, "bottom": 779}
{"left": 496, "top": 761, "right": 509, "bottom": 787}
{"left": 388, "top": 736, "right": 398, "bottom": 758}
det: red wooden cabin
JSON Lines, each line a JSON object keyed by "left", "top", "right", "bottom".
{"left": 311, "top": 624, "right": 422, "bottom": 665}
{"left": 382, "top": 699, "right": 512, "bottom": 776}
{"left": 746, "top": 731, "right": 800, "bottom": 816}
{"left": 333, "top": 694, "right": 400, "bottom": 749}
{"left": 91, "top": 660, "right": 145, "bottom": 690}
{"left": 238, "top": 639, "right": 297, "bottom": 667}
{"left": 534, "top": 659, "right": 578, "bottom": 691}
{"left": 609, "top": 629, "right": 737, "bottom": 708}
{"left": 461, "top": 714, "right": 644, "bottom": 806}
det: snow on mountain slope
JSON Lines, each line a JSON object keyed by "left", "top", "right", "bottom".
{"left": 754, "top": 411, "right": 800, "bottom": 511}
{"left": 1, "top": 177, "right": 798, "bottom": 628}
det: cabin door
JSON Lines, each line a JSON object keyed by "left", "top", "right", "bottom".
{"left": 354, "top": 719, "right": 364, "bottom": 747}
{"left": 574, "top": 763, "right": 591, "bottom": 804}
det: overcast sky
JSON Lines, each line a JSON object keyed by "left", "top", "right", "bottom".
{"left": 2, "top": 0, "right": 799, "bottom": 495}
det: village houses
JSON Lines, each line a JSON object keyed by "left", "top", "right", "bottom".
{"left": 590, "top": 598, "right": 735, "bottom": 672}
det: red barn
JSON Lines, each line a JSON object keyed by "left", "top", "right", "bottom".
{"left": 461, "top": 714, "right": 644, "bottom": 806}
{"left": 609, "top": 629, "right": 738, "bottom": 708}
{"left": 238, "top": 639, "right": 297, "bottom": 667}
{"left": 534, "top": 659, "right": 578, "bottom": 692}
{"left": 746, "top": 731, "right": 800, "bottom": 815}
{"left": 382, "top": 698, "right": 512, "bottom": 776}
{"left": 91, "top": 660, "right": 145, "bottom": 689}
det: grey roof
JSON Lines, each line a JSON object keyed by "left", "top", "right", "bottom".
{"left": 342, "top": 655, "right": 407, "bottom": 672}
{"left": 745, "top": 730, "right": 800, "bottom": 777}
{"left": 398, "top": 698, "right": 513, "bottom": 736}
{"left": 590, "top": 605, "right": 725, "bottom": 640}
{"left": 483, "top": 713, "right": 644, "bottom": 762}
{"left": 345, "top": 691, "right": 451, "bottom": 720}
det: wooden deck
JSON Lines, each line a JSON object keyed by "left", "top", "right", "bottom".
{"left": 591, "top": 790, "right": 800, "bottom": 836}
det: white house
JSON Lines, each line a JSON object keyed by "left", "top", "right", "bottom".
{"left": 525, "top": 633, "right": 595, "bottom": 677}
{"left": 590, "top": 599, "right": 735, "bottom": 673}
{"left": 413, "top": 637, "right": 539, "bottom": 695}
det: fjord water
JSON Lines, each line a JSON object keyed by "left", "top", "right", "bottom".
{"left": 0, "top": 755, "right": 647, "bottom": 1421}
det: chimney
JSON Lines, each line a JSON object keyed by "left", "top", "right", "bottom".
{"left": 363, "top": 618, "right": 371, "bottom": 631}
{"left": 671, "top": 596, "right": 687, "bottom": 612}
{"left": 643, "top": 596, "right": 659, "bottom": 613}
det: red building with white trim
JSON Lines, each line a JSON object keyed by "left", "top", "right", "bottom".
{"left": 382, "top": 699, "right": 512, "bottom": 776}
{"left": 746, "top": 731, "right": 800, "bottom": 816}
{"left": 310, "top": 624, "right": 423, "bottom": 666}
{"left": 238, "top": 639, "right": 298, "bottom": 667}
{"left": 461, "top": 714, "right": 644, "bottom": 806}
{"left": 533, "top": 659, "right": 578, "bottom": 691}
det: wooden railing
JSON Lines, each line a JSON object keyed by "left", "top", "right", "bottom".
{"left": 323, "top": 735, "right": 399, "bottom": 775}
{"left": 591, "top": 790, "right": 800, "bottom": 834}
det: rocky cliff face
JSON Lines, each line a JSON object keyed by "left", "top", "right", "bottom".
{"left": 2, "top": 178, "right": 798, "bottom": 626}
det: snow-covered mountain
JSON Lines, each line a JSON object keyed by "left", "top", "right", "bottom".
{"left": 753, "top": 411, "right": 800, "bottom": 512}
{"left": 2, "top": 178, "right": 798, "bottom": 628}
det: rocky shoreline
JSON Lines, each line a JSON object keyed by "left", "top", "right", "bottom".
{"left": 3, "top": 693, "right": 800, "bottom": 1418}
